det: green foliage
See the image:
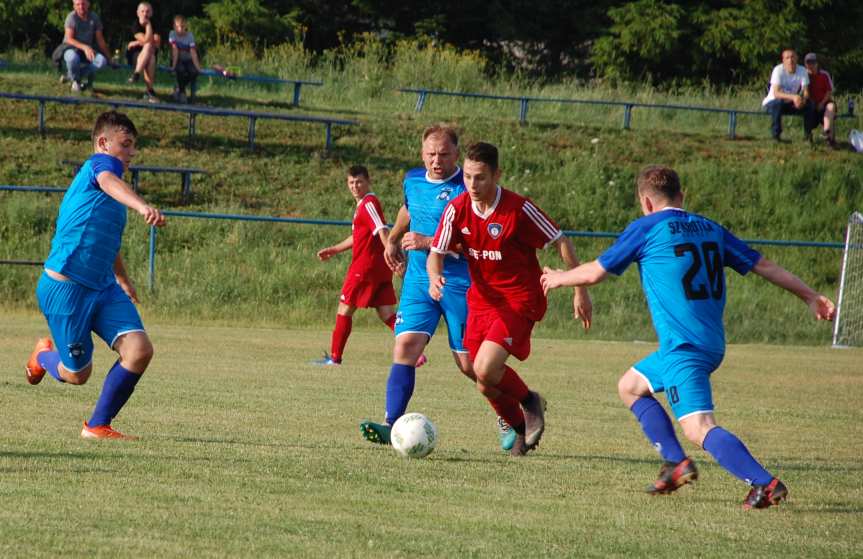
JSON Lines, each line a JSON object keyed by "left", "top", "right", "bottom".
{"left": 202, "top": 0, "right": 298, "bottom": 47}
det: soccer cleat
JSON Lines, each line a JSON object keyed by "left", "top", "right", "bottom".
{"left": 359, "top": 420, "right": 391, "bottom": 445}
{"left": 497, "top": 416, "right": 517, "bottom": 451}
{"left": 70, "top": 80, "right": 82, "bottom": 94}
{"left": 25, "top": 337, "right": 54, "bottom": 385}
{"left": 415, "top": 354, "right": 428, "bottom": 368}
{"left": 509, "top": 433, "right": 530, "bottom": 457}
{"left": 80, "top": 422, "right": 138, "bottom": 440}
{"left": 311, "top": 352, "right": 341, "bottom": 366}
{"left": 743, "top": 478, "right": 788, "bottom": 510}
{"left": 646, "top": 457, "right": 699, "bottom": 495}
{"left": 521, "top": 390, "right": 547, "bottom": 448}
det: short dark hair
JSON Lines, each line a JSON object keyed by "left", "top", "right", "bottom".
{"left": 92, "top": 111, "right": 138, "bottom": 143}
{"left": 465, "top": 142, "right": 499, "bottom": 171}
{"left": 422, "top": 124, "right": 459, "bottom": 147}
{"left": 347, "top": 165, "right": 369, "bottom": 179}
{"left": 636, "top": 165, "right": 681, "bottom": 200}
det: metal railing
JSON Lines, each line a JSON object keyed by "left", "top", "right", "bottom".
{"left": 399, "top": 87, "right": 856, "bottom": 139}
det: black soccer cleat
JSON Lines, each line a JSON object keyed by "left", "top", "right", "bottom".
{"left": 743, "top": 478, "right": 788, "bottom": 510}
{"left": 509, "top": 433, "right": 529, "bottom": 457}
{"left": 522, "top": 390, "right": 547, "bottom": 449}
{"left": 646, "top": 457, "right": 699, "bottom": 495}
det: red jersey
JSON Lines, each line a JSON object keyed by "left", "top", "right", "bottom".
{"left": 809, "top": 70, "right": 833, "bottom": 105}
{"left": 431, "top": 187, "right": 563, "bottom": 321}
{"left": 349, "top": 193, "right": 391, "bottom": 283}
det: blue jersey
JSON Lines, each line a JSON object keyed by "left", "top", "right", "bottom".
{"left": 45, "top": 154, "right": 127, "bottom": 290}
{"left": 403, "top": 167, "right": 470, "bottom": 289}
{"left": 598, "top": 208, "right": 761, "bottom": 354}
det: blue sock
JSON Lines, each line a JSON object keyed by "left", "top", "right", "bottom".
{"left": 88, "top": 361, "right": 142, "bottom": 427}
{"left": 630, "top": 396, "right": 687, "bottom": 463}
{"left": 385, "top": 363, "right": 415, "bottom": 425}
{"left": 703, "top": 426, "right": 773, "bottom": 486}
{"left": 38, "top": 351, "right": 65, "bottom": 383}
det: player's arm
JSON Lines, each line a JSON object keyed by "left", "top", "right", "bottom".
{"left": 542, "top": 260, "right": 608, "bottom": 291}
{"left": 384, "top": 205, "right": 410, "bottom": 274}
{"left": 317, "top": 235, "right": 352, "bottom": 261}
{"left": 751, "top": 257, "right": 835, "bottom": 320}
{"left": 96, "top": 171, "right": 166, "bottom": 227}
{"left": 427, "top": 251, "right": 446, "bottom": 301}
{"left": 113, "top": 254, "right": 139, "bottom": 303}
{"left": 553, "top": 236, "right": 593, "bottom": 330}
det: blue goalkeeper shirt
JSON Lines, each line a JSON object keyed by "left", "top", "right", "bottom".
{"left": 598, "top": 208, "right": 761, "bottom": 354}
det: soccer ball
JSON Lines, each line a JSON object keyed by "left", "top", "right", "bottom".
{"left": 391, "top": 413, "right": 438, "bottom": 458}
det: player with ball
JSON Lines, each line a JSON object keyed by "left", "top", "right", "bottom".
{"left": 428, "top": 142, "right": 593, "bottom": 456}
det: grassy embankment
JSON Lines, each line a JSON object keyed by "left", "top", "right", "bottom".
{"left": 1, "top": 40, "right": 861, "bottom": 345}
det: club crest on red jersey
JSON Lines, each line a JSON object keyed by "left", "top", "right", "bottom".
{"left": 487, "top": 223, "right": 503, "bottom": 239}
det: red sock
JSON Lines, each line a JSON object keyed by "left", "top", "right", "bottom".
{"left": 330, "top": 314, "right": 352, "bottom": 362}
{"left": 495, "top": 365, "right": 529, "bottom": 402}
{"left": 383, "top": 314, "right": 396, "bottom": 331}
{"left": 487, "top": 393, "right": 525, "bottom": 430}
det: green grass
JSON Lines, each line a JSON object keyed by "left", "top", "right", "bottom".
{"left": 1, "top": 315, "right": 861, "bottom": 558}
{"left": 1, "top": 51, "right": 862, "bottom": 344}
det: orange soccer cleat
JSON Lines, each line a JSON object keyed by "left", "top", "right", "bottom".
{"left": 80, "top": 422, "right": 139, "bottom": 441}
{"left": 25, "top": 337, "right": 54, "bottom": 385}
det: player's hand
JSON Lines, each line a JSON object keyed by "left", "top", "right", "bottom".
{"left": 792, "top": 95, "right": 804, "bottom": 109}
{"left": 540, "top": 266, "right": 566, "bottom": 295}
{"left": 573, "top": 286, "right": 592, "bottom": 331}
{"left": 317, "top": 247, "right": 336, "bottom": 261}
{"left": 127, "top": 40, "right": 138, "bottom": 50}
{"left": 808, "top": 294, "right": 836, "bottom": 321}
{"left": 401, "top": 232, "right": 431, "bottom": 251}
{"left": 139, "top": 205, "right": 166, "bottom": 226}
{"left": 83, "top": 45, "right": 96, "bottom": 62}
{"left": 384, "top": 241, "right": 405, "bottom": 272}
{"left": 428, "top": 274, "right": 446, "bottom": 301}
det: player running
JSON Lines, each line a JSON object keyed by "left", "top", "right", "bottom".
{"left": 360, "top": 126, "right": 515, "bottom": 450}
{"left": 24, "top": 110, "right": 166, "bottom": 440}
{"left": 541, "top": 165, "right": 835, "bottom": 506}
{"left": 428, "top": 142, "right": 593, "bottom": 456}
{"left": 314, "top": 166, "right": 397, "bottom": 365}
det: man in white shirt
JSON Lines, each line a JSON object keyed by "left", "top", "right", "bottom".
{"left": 761, "top": 49, "right": 816, "bottom": 142}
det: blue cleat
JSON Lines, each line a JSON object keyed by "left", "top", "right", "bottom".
{"left": 311, "top": 352, "right": 341, "bottom": 366}
{"left": 498, "top": 416, "right": 517, "bottom": 451}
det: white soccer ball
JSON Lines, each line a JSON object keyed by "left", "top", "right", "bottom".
{"left": 391, "top": 413, "right": 438, "bottom": 459}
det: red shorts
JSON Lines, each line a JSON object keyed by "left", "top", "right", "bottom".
{"left": 464, "top": 307, "right": 535, "bottom": 361}
{"left": 340, "top": 272, "right": 396, "bottom": 308}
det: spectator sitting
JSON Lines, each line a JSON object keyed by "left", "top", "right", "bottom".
{"left": 126, "top": 2, "right": 161, "bottom": 103}
{"left": 761, "top": 48, "right": 817, "bottom": 142}
{"left": 803, "top": 52, "right": 838, "bottom": 149}
{"left": 169, "top": 15, "right": 202, "bottom": 104}
{"left": 52, "top": 0, "right": 110, "bottom": 94}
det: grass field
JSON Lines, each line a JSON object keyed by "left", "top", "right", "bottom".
{"left": 1, "top": 314, "right": 861, "bottom": 558}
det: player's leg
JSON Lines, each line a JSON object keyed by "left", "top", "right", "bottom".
{"left": 442, "top": 288, "right": 516, "bottom": 451}
{"left": 469, "top": 310, "right": 543, "bottom": 455}
{"left": 360, "top": 288, "right": 436, "bottom": 445}
{"left": 84, "top": 283, "right": 150, "bottom": 439}
{"left": 28, "top": 272, "right": 96, "bottom": 386}
{"left": 623, "top": 353, "right": 696, "bottom": 494}
{"left": 325, "top": 302, "right": 356, "bottom": 365}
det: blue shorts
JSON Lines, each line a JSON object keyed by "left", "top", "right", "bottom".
{"left": 36, "top": 272, "right": 145, "bottom": 372}
{"left": 394, "top": 280, "right": 468, "bottom": 353}
{"left": 632, "top": 346, "right": 724, "bottom": 421}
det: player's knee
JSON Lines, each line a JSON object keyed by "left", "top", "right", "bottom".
{"left": 681, "top": 420, "right": 713, "bottom": 447}
{"left": 617, "top": 372, "right": 642, "bottom": 403}
{"left": 62, "top": 365, "right": 92, "bottom": 385}
{"left": 119, "top": 338, "right": 154, "bottom": 371}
